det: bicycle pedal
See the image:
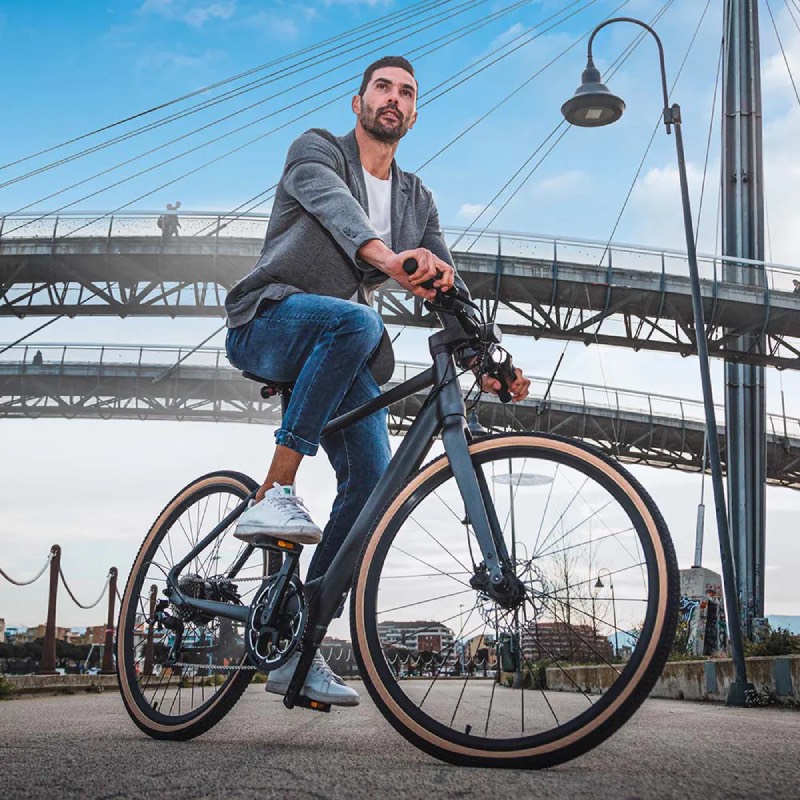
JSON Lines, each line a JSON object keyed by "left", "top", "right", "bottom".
{"left": 233, "top": 532, "right": 303, "bottom": 554}
{"left": 294, "top": 696, "right": 331, "bottom": 713}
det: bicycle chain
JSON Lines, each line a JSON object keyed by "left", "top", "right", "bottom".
{"left": 167, "top": 660, "right": 258, "bottom": 672}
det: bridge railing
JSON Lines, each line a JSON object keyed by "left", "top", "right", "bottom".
{"left": 3, "top": 343, "right": 798, "bottom": 440}
{"left": 2, "top": 212, "right": 799, "bottom": 296}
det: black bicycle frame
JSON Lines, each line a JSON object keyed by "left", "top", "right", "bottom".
{"left": 165, "top": 325, "right": 512, "bottom": 689}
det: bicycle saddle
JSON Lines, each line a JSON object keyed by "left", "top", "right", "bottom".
{"left": 241, "top": 371, "right": 293, "bottom": 398}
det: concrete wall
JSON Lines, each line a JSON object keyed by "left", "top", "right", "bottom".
{"left": 545, "top": 655, "right": 800, "bottom": 704}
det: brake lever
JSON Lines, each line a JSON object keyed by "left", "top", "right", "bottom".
{"left": 485, "top": 351, "right": 516, "bottom": 404}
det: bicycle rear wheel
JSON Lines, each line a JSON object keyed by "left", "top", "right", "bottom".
{"left": 117, "top": 470, "right": 266, "bottom": 740}
{"left": 351, "top": 433, "right": 679, "bottom": 769}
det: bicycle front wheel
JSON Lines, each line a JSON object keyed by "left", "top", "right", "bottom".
{"left": 351, "top": 433, "right": 679, "bottom": 769}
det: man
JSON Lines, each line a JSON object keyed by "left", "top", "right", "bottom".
{"left": 224, "top": 56, "right": 530, "bottom": 706}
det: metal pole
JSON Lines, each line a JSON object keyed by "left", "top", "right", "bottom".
{"left": 722, "top": 0, "right": 766, "bottom": 640}
{"left": 610, "top": 580, "right": 619, "bottom": 659}
{"left": 101, "top": 567, "right": 118, "bottom": 674}
{"left": 585, "top": 13, "right": 753, "bottom": 707}
{"left": 673, "top": 114, "right": 753, "bottom": 704}
{"left": 38, "top": 544, "right": 61, "bottom": 674}
{"left": 694, "top": 432, "right": 708, "bottom": 568}
{"left": 143, "top": 584, "right": 158, "bottom": 677}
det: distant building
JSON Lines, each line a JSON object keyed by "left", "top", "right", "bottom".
{"left": 0, "top": 618, "right": 5, "bottom": 643}
{"left": 81, "top": 625, "right": 109, "bottom": 645}
{"left": 378, "top": 620, "right": 454, "bottom": 654}
{"left": 13, "top": 624, "right": 72, "bottom": 643}
{"left": 522, "top": 621, "right": 613, "bottom": 664}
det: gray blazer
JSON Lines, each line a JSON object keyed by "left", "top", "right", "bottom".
{"left": 225, "top": 128, "right": 469, "bottom": 385}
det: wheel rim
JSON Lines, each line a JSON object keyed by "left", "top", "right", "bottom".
{"left": 355, "top": 437, "right": 673, "bottom": 759}
{"left": 119, "top": 476, "right": 266, "bottom": 726}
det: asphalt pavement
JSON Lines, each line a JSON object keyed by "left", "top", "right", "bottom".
{"left": 1, "top": 682, "right": 798, "bottom": 800}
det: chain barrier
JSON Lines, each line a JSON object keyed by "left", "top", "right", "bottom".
{"left": 59, "top": 567, "right": 111, "bottom": 610}
{"left": 0, "top": 551, "right": 53, "bottom": 586}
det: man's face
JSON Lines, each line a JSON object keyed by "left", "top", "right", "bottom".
{"left": 353, "top": 67, "right": 418, "bottom": 143}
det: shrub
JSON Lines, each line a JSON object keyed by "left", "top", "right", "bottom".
{"left": 745, "top": 627, "right": 800, "bottom": 657}
{"left": 0, "top": 674, "right": 15, "bottom": 700}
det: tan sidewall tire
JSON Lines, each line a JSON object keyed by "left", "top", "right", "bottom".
{"left": 351, "top": 434, "right": 677, "bottom": 768}
{"left": 117, "top": 472, "right": 256, "bottom": 739}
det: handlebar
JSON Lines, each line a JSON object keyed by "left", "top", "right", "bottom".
{"left": 402, "top": 258, "right": 516, "bottom": 403}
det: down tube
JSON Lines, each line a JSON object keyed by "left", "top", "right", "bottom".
{"left": 308, "top": 398, "right": 442, "bottom": 632}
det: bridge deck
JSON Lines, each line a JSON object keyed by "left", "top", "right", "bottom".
{"left": 1, "top": 346, "right": 798, "bottom": 488}
{"left": 2, "top": 220, "right": 799, "bottom": 368}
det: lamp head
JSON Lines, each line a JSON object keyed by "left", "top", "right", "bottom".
{"left": 594, "top": 577, "right": 604, "bottom": 589}
{"left": 561, "top": 57, "right": 625, "bottom": 128}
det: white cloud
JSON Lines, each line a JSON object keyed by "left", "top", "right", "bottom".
{"left": 136, "top": 48, "right": 225, "bottom": 72}
{"left": 488, "top": 22, "right": 525, "bottom": 51}
{"left": 534, "top": 169, "right": 590, "bottom": 198}
{"left": 458, "top": 203, "right": 496, "bottom": 220}
{"left": 244, "top": 11, "right": 299, "bottom": 39}
{"left": 140, "top": 0, "right": 236, "bottom": 28}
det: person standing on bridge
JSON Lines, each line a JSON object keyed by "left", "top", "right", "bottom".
{"left": 224, "top": 56, "right": 530, "bottom": 707}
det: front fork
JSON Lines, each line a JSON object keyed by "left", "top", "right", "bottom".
{"left": 435, "top": 352, "right": 523, "bottom": 607}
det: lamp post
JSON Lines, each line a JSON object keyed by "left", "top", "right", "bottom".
{"left": 561, "top": 17, "right": 753, "bottom": 705}
{"left": 595, "top": 569, "right": 619, "bottom": 659}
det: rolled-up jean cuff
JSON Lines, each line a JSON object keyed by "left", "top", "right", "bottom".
{"left": 275, "top": 429, "right": 319, "bottom": 457}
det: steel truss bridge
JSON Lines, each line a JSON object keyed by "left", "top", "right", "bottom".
{"left": 2, "top": 213, "right": 800, "bottom": 370}
{"left": 1, "top": 344, "right": 798, "bottom": 489}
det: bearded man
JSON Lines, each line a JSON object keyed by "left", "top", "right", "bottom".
{"left": 224, "top": 55, "right": 530, "bottom": 707}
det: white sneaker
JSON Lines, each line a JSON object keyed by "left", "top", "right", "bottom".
{"left": 265, "top": 651, "right": 360, "bottom": 707}
{"left": 234, "top": 483, "right": 322, "bottom": 545}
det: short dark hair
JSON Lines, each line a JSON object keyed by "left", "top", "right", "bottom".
{"left": 358, "top": 56, "right": 417, "bottom": 97}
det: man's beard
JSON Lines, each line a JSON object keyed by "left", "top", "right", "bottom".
{"left": 359, "top": 102, "right": 410, "bottom": 143}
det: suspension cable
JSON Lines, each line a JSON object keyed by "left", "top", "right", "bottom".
{"left": 593, "top": 0, "right": 712, "bottom": 266}
{"left": 767, "top": 0, "right": 800, "bottom": 109}
{"left": 5, "top": 0, "right": 537, "bottom": 229}
{"left": 10, "top": 0, "right": 596, "bottom": 239}
{"left": 417, "top": 0, "right": 622, "bottom": 171}
{"left": 420, "top": 0, "right": 600, "bottom": 105}
{"left": 0, "top": 0, "right": 494, "bottom": 193}
{"left": 453, "top": 0, "right": 676, "bottom": 252}
{"left": 0, "top": 0, "right": 455, "bottom": 172}
{"left": 694, "top": 39, "right": 723, "bottom": 248}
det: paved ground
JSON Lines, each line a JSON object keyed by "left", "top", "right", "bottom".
{"left": 1, "top": 682, "right": 798, "bottom": 800}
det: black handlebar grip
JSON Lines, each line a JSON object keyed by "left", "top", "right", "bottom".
{"left": 402, "top": 257, "right": 443, "bottom": 291}
{"left": 403, "top": 258, "right": 458, "bottom": 297}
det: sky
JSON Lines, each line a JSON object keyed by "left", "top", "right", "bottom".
{"left": 1, "top": 0, "right": 799, "bottom": 633}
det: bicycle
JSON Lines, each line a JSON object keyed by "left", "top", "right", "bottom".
{"left": 116, "top": 264, "right": 679, "bottom": 769}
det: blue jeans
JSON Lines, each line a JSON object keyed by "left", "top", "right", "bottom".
{"left": 225, "top": 294, "right": 392, "bottom": 581}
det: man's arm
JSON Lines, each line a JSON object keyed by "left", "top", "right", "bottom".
{"left": 282, "top": 131, "right": 379, "bottom": 267}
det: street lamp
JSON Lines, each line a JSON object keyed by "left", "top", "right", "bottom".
{"left": 595, "top": 569, "right": 619, "bottom": 659}
{"left": 560, "top": 16, "right": 752, "bottom": 706}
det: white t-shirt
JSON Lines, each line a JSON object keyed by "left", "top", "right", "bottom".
{"left": 362, "top": 166, "right": 392, "bottom": 246}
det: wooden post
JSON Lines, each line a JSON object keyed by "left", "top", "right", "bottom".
{"left": 38, "top": 544, "right": 61, "bottom": 674}
{"left": 101, "top": 567, "right": 118, "bottom": 674}
{"left": 143, "top": 584, "right": 158, "bottom": 677}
